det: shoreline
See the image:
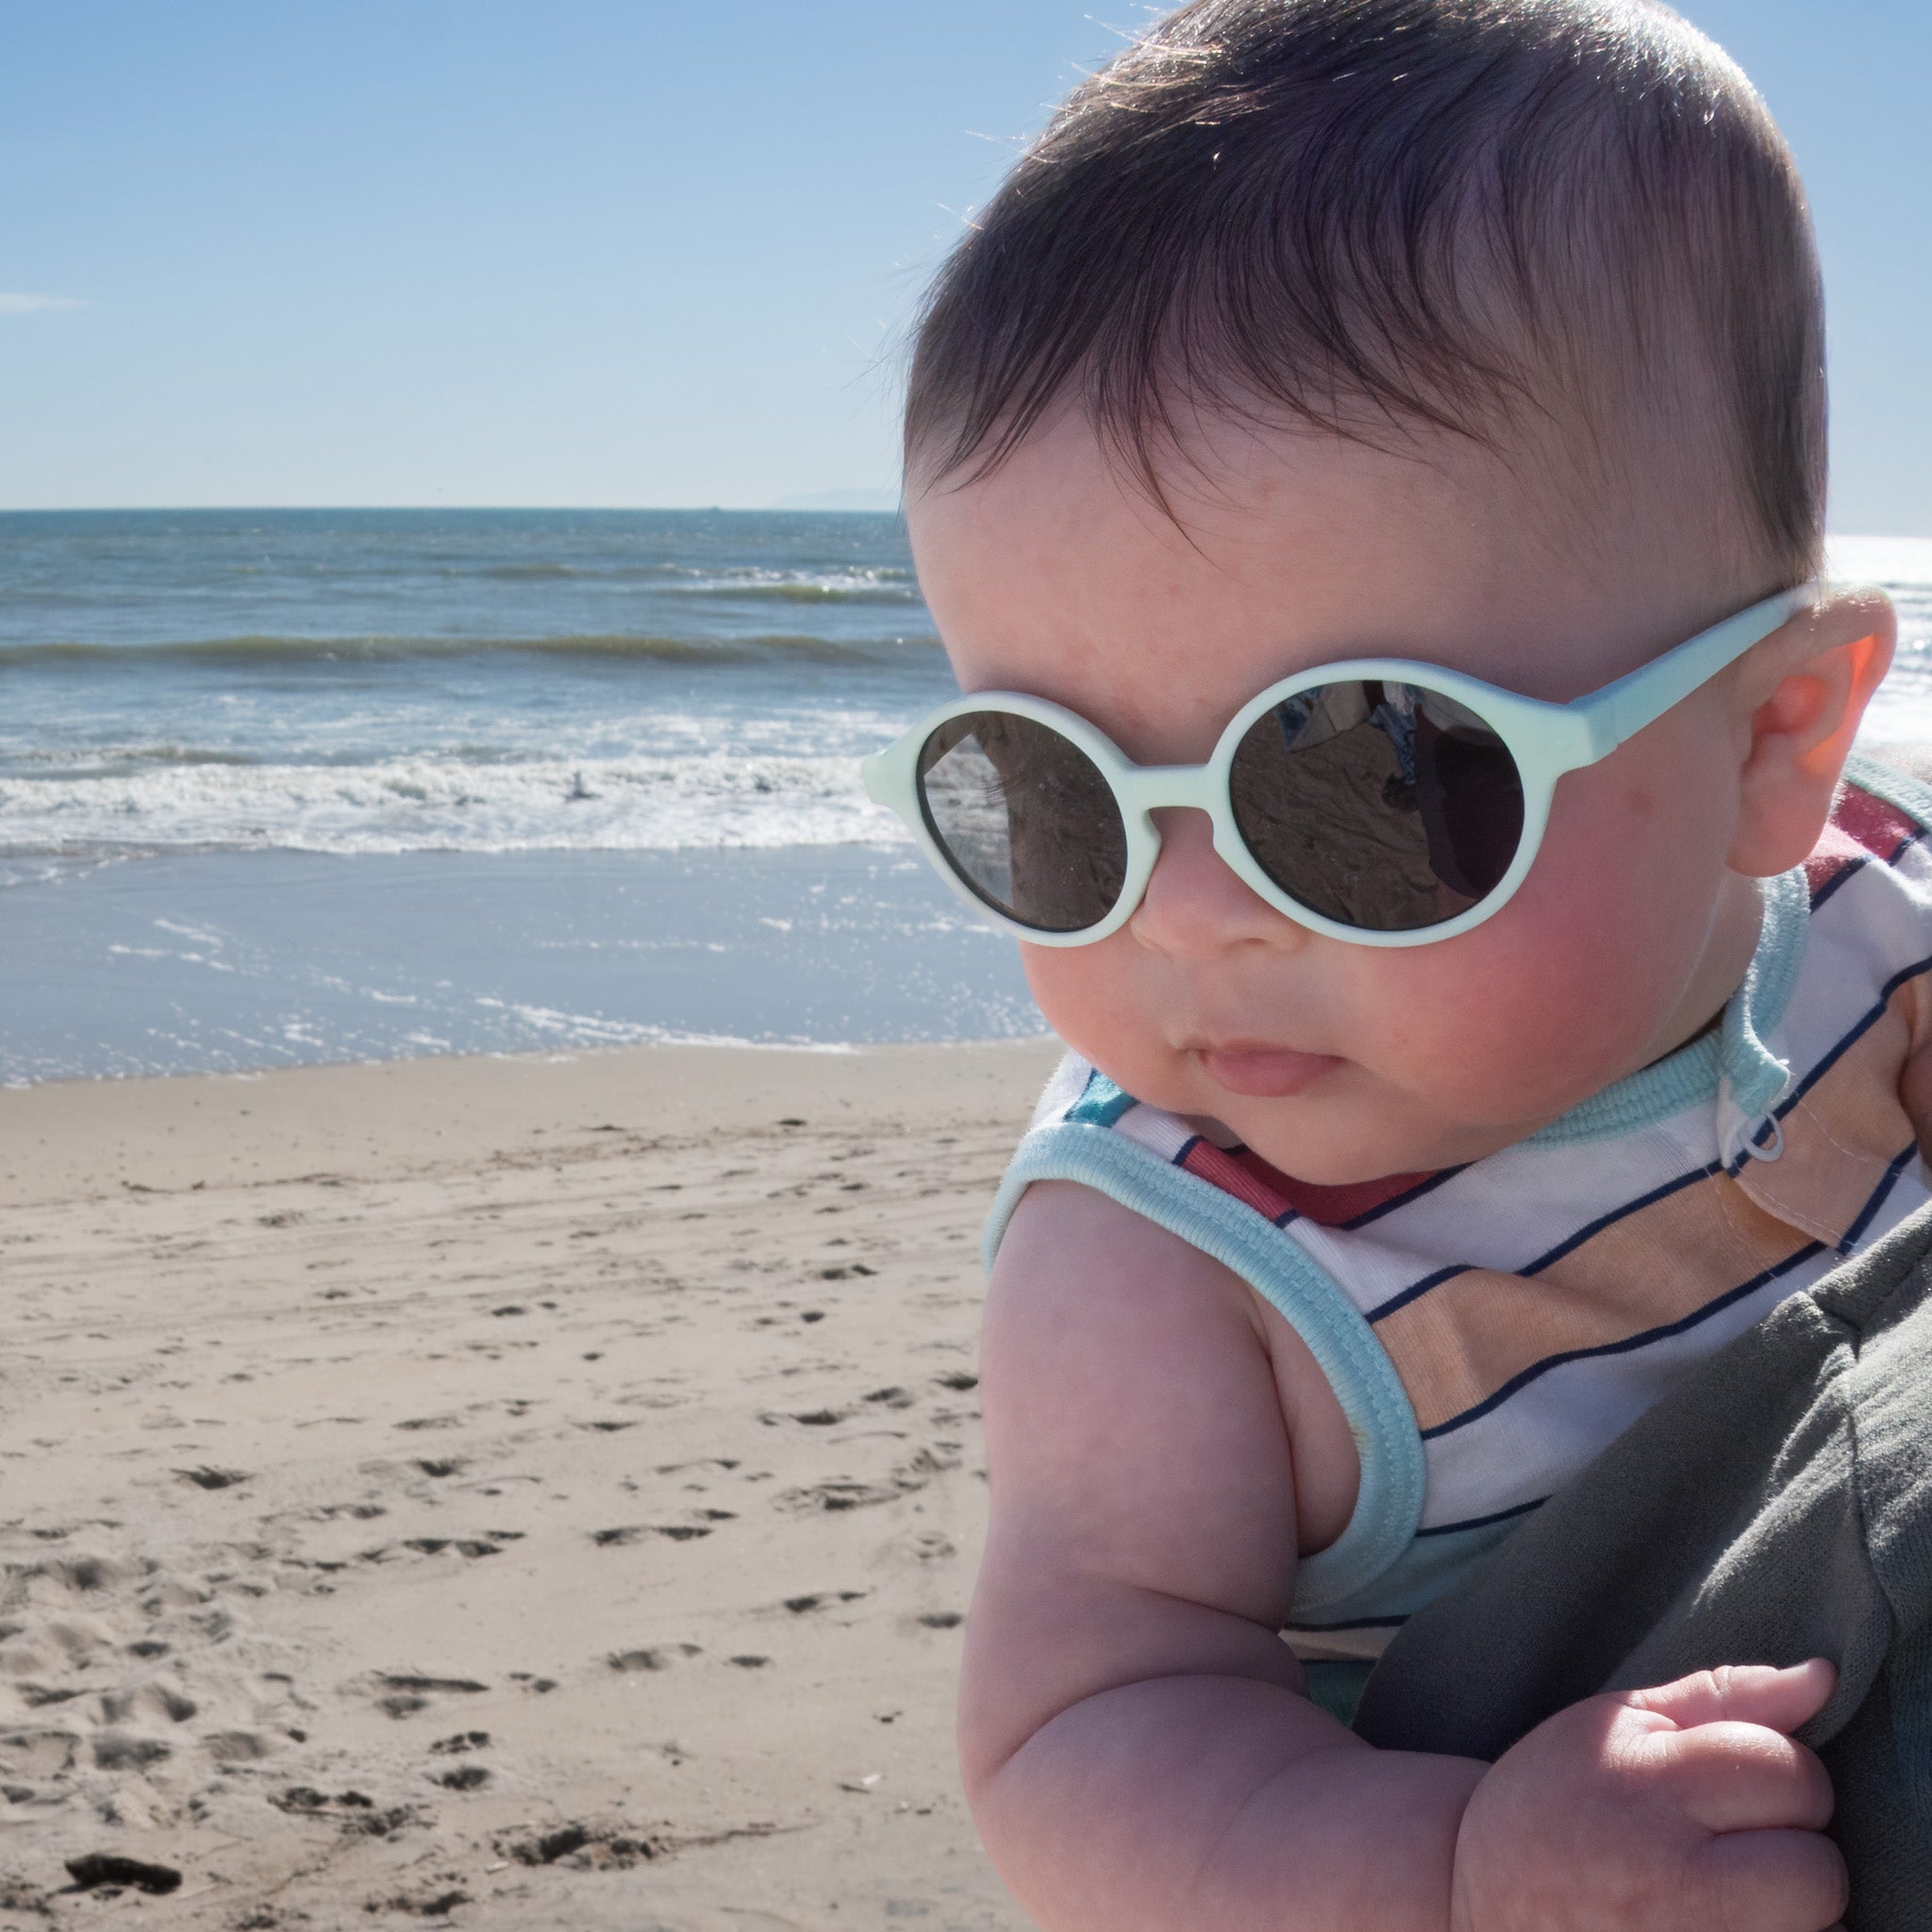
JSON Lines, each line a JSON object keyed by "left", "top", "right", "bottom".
{"left": 0, "top": 1037, "right": 1061, "bottom": 1202}
{"left": 0, "top": 847, "right": 1041, "bottom": 1087}
{"left": 0, "top": 1038, "right": 1058, "bottom": 1926}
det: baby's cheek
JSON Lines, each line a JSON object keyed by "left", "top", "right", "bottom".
{"left": 1376, "top": 848, "right": 1686, "bottom": 1124}
{"left": 1018, "top": 942, "right": 1150, "bottom": 1079}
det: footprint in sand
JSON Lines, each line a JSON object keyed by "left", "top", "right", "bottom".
{"left": 63, "top": 1852, "right": 182, "bottom": 1896}
{"left": 366, "top": 1673, "right": 488, "bottom": 1721}
{"left": 496, "top": 1822, "right": 671, "bottom": 1870}
{"left": 365, "top": 1884, "right": 471, "bottom": 1917}
{"left": 778, "top": 1591, "right": 868, "bottom": 1615}
{"left": 607, "top": 1644, "right": 701, "bottom": 1673}
{"left": 272, "top": 1784, "right": 376, "bottom": 1816}
{"left": 589, "top": 1524, "right": 713, "bottom": 1547}
{"left": 772, "top": 1440, "right": 963, "bottom": 1516}
{"left": 173, "top": 1466, "right": 251, "bottom": 1491}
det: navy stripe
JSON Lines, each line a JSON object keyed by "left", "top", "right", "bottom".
{"left": 1520, "top": 1158, "right": 1724, "bottom": 1278}
{"left": 1725, "top": 953, "right": 1932, "bottom": 1168}
{"left": 1809, "top": 856, "right": 1868, "bottom": 914}
{"left": 1364, "top": 1157, "right": 1724, "bottom": 1324}
{"left": 1884, "top": 823, "right": 1929, "bottom": 868}
{"left": 1340, "top": 1163, "right": 1469, "bottom": 1230}
{"left": 1807, "top": 819, "right": 1926, "bottom": 914}
{"left": 1838, "top": 1140, "right": 1922, "bottom": 1254}
{"left": 1414, "top": 1494, "right": 1549, "bottom": 1539}
{"left": 1285, "top": 1613, "right": 1409, "bottom": 1632}
{"left": 1786, "top": 950, "right": 1932, "bottom": 1108}
{"left": 1421, "top": 1241, "right": 1825, "bottom": 1441}
{"left": 1366, "top": 1263, "right": 1474, "bottom": 1325}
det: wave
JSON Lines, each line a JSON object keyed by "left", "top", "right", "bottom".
{"left": 468, "top": 564, "right": 920, "bottom": 599}
{"left": 0, "top": 752, "right": 916, "bottom": 857}
{"left": 0, "top": 630, "right": 943, "bottom": 669}
{"left": 658, "top": 575, "right": 922, "bottom": 606}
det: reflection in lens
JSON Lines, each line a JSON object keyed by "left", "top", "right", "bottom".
{"left": 1228, "top": 682, "right": 1524, "bottom": 931}
{"left": 916, "top": 711, "right": 1127, "bottom": 933}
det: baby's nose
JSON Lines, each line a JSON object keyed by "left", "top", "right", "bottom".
{"left": 1130, "top": 808, "right": 1310, "bottom": 958}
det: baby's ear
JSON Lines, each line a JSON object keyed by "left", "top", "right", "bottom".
{"left": 1727, "top": 589, "right": 1896, "bottom": 878}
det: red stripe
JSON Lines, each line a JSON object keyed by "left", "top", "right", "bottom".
{"left": 1179, "top": 1140, "right": 1439, "bottom": 1228}
{"left": 1178, "top": 1140, "right": 1296, "bottom": 1220}
{"left": 1831, "top": 782, "right": 1920, "bottom": 865}
{"left": 1807, "top": 780, "right": 1923, "bottom": 892}
{"left": 1236, "top": 1150, "right": 1441, "bottom": 1226}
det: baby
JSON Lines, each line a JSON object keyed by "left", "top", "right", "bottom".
{"left": 864, "top": 1, "right": 1924, "bottom": 1927}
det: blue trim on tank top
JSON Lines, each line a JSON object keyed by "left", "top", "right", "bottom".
{"left": 983, "top": 1125, "right": 1426, "bottom": 1617}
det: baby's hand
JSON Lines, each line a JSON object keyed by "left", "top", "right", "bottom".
{"left": 1451, "top": 1659, "right": 1845, "bottom": 1932}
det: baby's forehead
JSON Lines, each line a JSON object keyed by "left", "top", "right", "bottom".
{"left": 909, "top": 406, "right": 1735, "bottom": 752}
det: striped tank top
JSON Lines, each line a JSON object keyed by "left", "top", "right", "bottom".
{"left": 985, "top": 755, "right": 1932, "bottom": 1659}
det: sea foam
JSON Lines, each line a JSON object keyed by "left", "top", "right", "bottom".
{"left": 0, "top": 751, "right": 908, "bottom": 856}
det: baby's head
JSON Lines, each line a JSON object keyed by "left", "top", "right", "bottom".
{"left": 896, "top": 0, "right": 1895, "bottom": 1182}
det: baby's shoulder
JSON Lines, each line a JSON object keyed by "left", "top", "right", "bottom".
{"left": 986, "top": 1171, "right": 1363, "bottom": 1555}
{"left": 988, "top": 1067, "right": 1370, "bottom": 1546}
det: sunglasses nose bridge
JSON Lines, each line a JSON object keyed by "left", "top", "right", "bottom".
{"left": 1116, "top": 763, "right": 1218, "bottom": 822}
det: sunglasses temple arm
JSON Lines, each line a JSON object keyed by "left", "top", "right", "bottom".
{"left": 1566, "top": 585, "right": 1819, "bottom": 762}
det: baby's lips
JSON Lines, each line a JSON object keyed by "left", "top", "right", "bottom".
{"left": 1192, "top": 1043, "right": 1346, "bottom": 1099}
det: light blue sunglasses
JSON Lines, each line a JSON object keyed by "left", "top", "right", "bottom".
{"left": 862, "top": 584, "right": 1817, "bottom": 948}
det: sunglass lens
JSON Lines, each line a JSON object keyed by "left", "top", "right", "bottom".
{"left": 1228, "top": 682, "right": 1524, "bottom": 931}
{"left": 916, "top": 711, "right": 1127, "bottom": 934}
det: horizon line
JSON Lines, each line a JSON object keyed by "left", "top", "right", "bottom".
{"left": 0, "top": 506, "right": 1925, "bottom": 544}
{"left": 0, "top": 501, "right": 908, "bottom": 518}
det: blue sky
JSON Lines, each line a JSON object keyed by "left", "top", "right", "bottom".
{"left": 2, "top": 1, "right": 1924, "bottom": 528}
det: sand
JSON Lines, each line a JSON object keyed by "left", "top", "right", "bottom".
{"left": 0, "top": 1039, "right": 1062, "bottom": 1930}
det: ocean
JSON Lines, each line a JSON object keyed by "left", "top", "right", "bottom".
{"left": 2, "top": 510, "right": 1928, "bottom": 1084}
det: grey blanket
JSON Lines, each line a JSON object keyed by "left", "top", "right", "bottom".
{"left": 1352, "top": 1203, "right": 1932, "bottom": 1931}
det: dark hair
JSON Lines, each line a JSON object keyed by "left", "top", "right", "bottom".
{"left": 904, "top": 0, "right": 1825, "bottom": 576}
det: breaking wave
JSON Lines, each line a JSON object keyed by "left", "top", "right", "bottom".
{"left": 0, "top": 752, "right": 912, "bottom": 856}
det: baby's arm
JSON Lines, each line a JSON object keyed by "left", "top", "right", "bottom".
{"left": 963, "top": 1180, "right": 1847, "bottom": 1932}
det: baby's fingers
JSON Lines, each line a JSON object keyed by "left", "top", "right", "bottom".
{"left": 1700, "top": 1824, "right": 1848, "bottom": 1932}
{"left": 1626, "top": 1659, "right": 1835, "bottom": 1737}
{"left": 1661, "top": 1720, "right": 1834, "bottom": 1834}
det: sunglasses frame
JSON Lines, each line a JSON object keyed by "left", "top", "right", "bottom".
{"left": 861, "top": 583, "right": 1819, "bottom": 949}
